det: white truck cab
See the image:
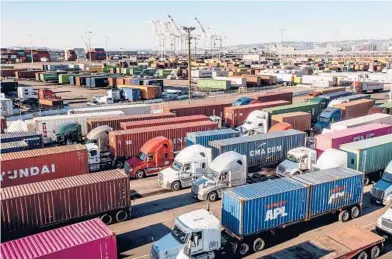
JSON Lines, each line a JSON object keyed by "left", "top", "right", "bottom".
{"left": 236, "top": 110, "right": 268, "bottom": 136}
{"left": 191, "top": 151, "right": 247, "bottom": 202}
{"left": 276, "top": 148, "right": 348, "bottom": 177}
{"left": 158, "top": 145, "right": 212, "bottom": 191}
{"left": 151, "top": 209, "right": 221, "bottom": 259}
{"left": 376, "top": 207, "right": 392, "bottom": 237}
{"left": 85, "top": 125, "right": 114, "bottom": 171}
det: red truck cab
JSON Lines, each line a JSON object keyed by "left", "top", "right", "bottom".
{"left": 124, "top": 136, "right": 174, "bottom": 179}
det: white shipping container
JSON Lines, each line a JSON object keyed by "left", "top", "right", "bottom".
{"left": 367, "top": 74, "right": 392, "bottom": 83}
{"left": 360, "top": 81, "right": 384, "bottom": 91}
{"left": 67, "top": 104, "right": 151, "bottom": 115}
{"left": 191, "top": 70, "right": 212, "bottom": 78}
{"left": 1, "top": 98, "right": 15, "bottom": 116}
{"left": 330, "top": 113, "right": 392, "bottom": 131}
{"left": 32, "top": 111, "right": 124, "bottom": 141}
{"left": 212, "top": 71, "right": 229, "bottom": 78}
{"left": 302, "top": 75, "right": 337, "bottom": 85}
{"left": 214, "top": 76, "right": 246, "bottom": 87}
{"left": 268, "top": 73, "right": 293, "bottom": 83}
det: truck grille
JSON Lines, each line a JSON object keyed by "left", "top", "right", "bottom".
{"left": 150, "top": 247, "right": 159, "bottom": 259}
{"left": 382, "top": 218, "right": 392, "bottom": 230}
{"left": 371, "top": 188, "right": 384, "bottom": 200}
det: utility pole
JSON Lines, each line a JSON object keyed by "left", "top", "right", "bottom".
{"left": 120, "top": 48, "right": 124, "bottom": 68}
{"left": 85, "top": 31, "right": 92, "bottom": 64}
{"left": 104, "top": 36, "right": 108, "bottom": 62}
{"left": 278, "top": 29, "right": 285, "bottom": 66}
{"left": 28, "top": 33, "right": 33, "bottom": 64}
{"left": 183, "top": 26, "right": 195, "bottom": 104}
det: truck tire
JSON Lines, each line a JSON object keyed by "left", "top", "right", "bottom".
{"left": 370, "top": 245, "right": 382, "bottom": 258}
{"left": 338, "top": 210, "right": 350, "bottom": 222}
{"left": 237, "top": 243, "right": 250, "bottom": 256}
{"left": 135, "top": 170, "right": 145, "bottom": 179}
{"left": 171, "top": 181, "right": 181, "bottom": 191}
{"left": 100, "top": 214, "right": 113, "bottom": 225}
{"left": 66, "top": 139, "right": 73, "bottom": 145}
{"left": 207, "top": 191, "right": 218, "bottom": 202}
{"left": 253, "top": 238, "right": 265, "bottom": 252}
{"left": 350, "top": 206, "right": 360, "bottom": 219}
{"left": 364, "top": 177, "right": 370, "bottom": 186}
{"left": 358, "top": 251, "right": 368, "bottom": 259}
{"left": 115, "top": 210, "right": 128, "bottom": 223}
{"left": 115, "top": 160, "right": 124, "bottom": 169}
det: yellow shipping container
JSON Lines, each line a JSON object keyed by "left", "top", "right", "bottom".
{"left": 294, "top": 76, "right": 302, "bottom": 84}
{"left": 87, "top": 67, "right": 103, "bottom": 72}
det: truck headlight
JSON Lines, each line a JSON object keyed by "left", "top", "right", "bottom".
{"left": 386, "top": 194, "right": 392, "bottom": 201}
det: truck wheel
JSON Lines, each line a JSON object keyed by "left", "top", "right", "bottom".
{"left": 237, "top": 243, "right": 250, "bottom": 256}
{"left": 350, "top": 206, "right": 360, "bottom": 219}
{"left": 207, "top": 191, "right": 218, "bottom": 202}
{"left": 370, "top": 245, "right": 381, "bottom": 258}
{"left": 358, "top": 251, "right": 368, "bottom": 259}
{"left": 364, "top": 177, "right": 370, "bottom": 186}
{"left": 100, "top": 214, "right": 113, "bottom": 225}
{"left": 171, "top": 181, "right": 181, "bottom": 191}
{"left": 338, "top": 210, "right": 350, "bottom": 222}
{"left": 253, "top": 238, "right": 265, "bottom": 252}
{"left": 115, "top": 210, "right": 128, "bottom": 222}
{"left": 115, "top": 160, "right": 124, "bottom": 169}
{"left": 135, "top": 170, "right": 145, "bottom": 179}
{"left": 66, "top": 139, "right": 73, "bottom": 145}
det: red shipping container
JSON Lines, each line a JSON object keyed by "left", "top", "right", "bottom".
{"left": 315, "top": 123, "right": 392, "bottom": 157}
{"left": 1, "top": 144, "right": 88, "bottom": 187}
{"left": 1, "top": 218, "right": 117, "bottom": 259}
{"left": 255, "top": 91, "right": 293, "bottom": 104}
{"left": 271, "top": 112, "right": 311, "bottom": 132}
{"left": 120, "top": 115, "right": 208, "bottom": 129}
{"left": 109, "top": 120, "right": 218, "bottom": 158}
{"left": 1, "top": 116, "right": 6, "bottom": 133}
{"left": 164, "top": 101, "right": 232, "bottom": 117}
{"left": 1, "top": 170, "right": 130, "bottom": 234}
{"left": 87, "top": 112, "right": 176, "bottom": 131}
{"left": 1, "top": 69, "right": 26, "bottom": 77}
{"left": 224, "top": 100, "right": 290, "bottom": 127}
{"left": 333, "top": 99, "right": 375, "bottom": 120}
{"left": 15, "top": 70, "right": 43, "bottom": 79}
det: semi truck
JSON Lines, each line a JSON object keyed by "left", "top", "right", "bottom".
{"left": 315, "top": 90, "right": 352, "bottom": 106}
{"left": 371, "top": 160, "right": 392, "bottom": 205}
{"left": 152, "top": 167, "right": 364, "bottom": 258}
{"left": 376, "top": 207, "right": 392, "bottom": 237}
{"left": 327, "top": 93, "right": 370, "bottom": 107}
{"left": 303, "top": 86, "right": 346, "bottom": 101}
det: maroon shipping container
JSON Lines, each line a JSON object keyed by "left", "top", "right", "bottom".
{"left": 271, "top": 112, "right": 311, "bottom": 132}
{"left": 224, "top": 100, "right": 290, "bottom": 127}
{"left": 87, "top": 112, "right": 176, "bottom": 131}
{"left": 120, "top": 115, "right": 209, "bottom": 130}
{"left": 315, "top": 123, "right": 392, "bottom": 157}
{"left": 1, "top": 144, "right": 89, "bottom": 188}
{"left": 1, "top": 116, "right": 6, "bottom": 133}
{"left": 164, "top": 101, "right": 232, "bottom": 117}
{"left": 333, "top": 99, "right": 375, "bottom": 120}
{"left": 1, "top": 170, "right": 130, "bottom": 234}
{"left": 109, "top": 120, "right": 218, "bottom": 158}
{"left": 1, "top": 219, "right": 117, "bottom": 259}
{"left": 15, "top": 70, "right": 43, "bottom": 79}
{"left": 255, "top": 91, "right": 293, "bottom": 104}
{"left": 1, "top": 69, "right": 26, "bottom": 78}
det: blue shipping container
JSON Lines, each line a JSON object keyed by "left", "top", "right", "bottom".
{"left": 121, "top": 88, "right": 141, "bottom": 101}
{"left": 318, "top": 91, "right": 352, "bottom": 101}
{"left": 144, "top": 79, "right": 164, "bottom": 87}
{"left": 86, "top": 77, "right": 109, "bottom": 88}
{"left": 130, "top": 79, "right": 144, "bottom": 85}
{"left": 0, "top": 140, "right": 28, "bottom": 154}
{"left": 69, "top": 76, "right": 75, "bottom": 85}
{"left": 209, "top": 130, "right": 306, "bottom": 167}
{"left": 0, "top": 131, "right": 43, "bottom": 150}
{"left": 222, "top": 178, "right": 308, "bottom": 236}
{"left": 291, "top": 167, "right": 363, "bottom": 217}
{"left": 186, "top": 129, "right": 240, "bottom": 147}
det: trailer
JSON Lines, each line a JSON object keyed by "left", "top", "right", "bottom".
{"left": 330, "top": 113, "right": 392, "bottom": 131}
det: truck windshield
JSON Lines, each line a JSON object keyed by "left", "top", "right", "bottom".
{"left": 204, "top": 168, "right": 218, "bottom": 180}
{"left": 382, "top": 172, "right": 392, "bottom": 183}
{"left": 171, "top": 161, "right": 183, "bottom": 171}
{"left": 318, "top": 116, "right": 330, "bottom": 123}
{"left": 138, "top": 152, "right": 147, "bottom": 161}
{"left": 171, "top": 225, "right": 188, "bottom": 244}
{"left": 287, "top": 153, "right": 300, "bottom": 163}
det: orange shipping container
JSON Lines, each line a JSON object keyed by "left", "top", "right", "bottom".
{"left": 120, "top": 115, "right": 208, "bottom": 130}
{"left": 38, "top": 98, "right": 63, "bottom": 108}
{"left": 119, "top": 85, "right": 159, "bottom": 99}
{"left": 271, "top": 112, "right": 311, "bottom": 131}
{"left": 0, "top": 144, "right": 89, "bottom": 188}
{"left": 333, "top": 99, "right": 376, "bottom": 120}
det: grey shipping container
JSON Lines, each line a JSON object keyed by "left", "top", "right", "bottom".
{"left": 0, "top": 141, "right": 28, "bottom": 154}
{"left": 222, "top": 167, "right": 363, "bottom": 237}
{"left": 186, "top": 129, "right": 240, "bottom": 147}
{"left": 209, "top": 130, "right": 306, "bottom": 167}
{"left": 0, "top": 131, "right": 43, "bottom": 150}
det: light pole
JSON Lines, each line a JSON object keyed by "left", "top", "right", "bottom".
{"left": 28, "top": 33, "right": 33, "bottom": 64}
{"left": 183, "top": 26, "right": 195, "bottom": 103}
{"left": 104, "top": 36, "right": 108, "bottom": 62}
{"left": 85, "top": 31, "right": 92, "bottom": 64}
{"left": 278, "top": 29, "right": 285, "bottom": 66}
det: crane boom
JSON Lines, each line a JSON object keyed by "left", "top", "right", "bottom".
{"left": 167, "top": 14, "right": 181, "bottom": 34}
{"left": 194, "top": 17, "right": 207, "bottom": 35}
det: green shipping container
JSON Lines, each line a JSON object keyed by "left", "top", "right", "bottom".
{"left": 40, "top": 72, "right": 57, "bottom": 82}
{"left": 158, "top": 69, "right": 173, "bottom": 77}
{"left": 340, "top": 134, "right": 392, "bottom": 178}
{"left": 58, "top": 74, "right": 77, "bottom": 84}
{"left": 197, "top": 79, "right": 231, "bottom": 90}
{"left": 263, "top": 101, "right": 322, "bottom": 122}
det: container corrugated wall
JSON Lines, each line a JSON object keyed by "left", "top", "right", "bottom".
{"left": 263, "top": 102, "right": 320, "bottom": 121}
{"left": 109, "top": 121, "right": 218, "bottom": 158}
{"left": 255, "top": 91, "right": 293, "bottom": 104}
{"left": 1, "top": 219, "right": 117, "bottom": 259}
{"left": 330, "top": 113, "right": 392, "bottom": 130}
{"left": 0, "top": 141, "right": 28, "bottom": 154}
{"left": 87, "top": 112, "right": 176, "bottom": 131}
{"left": 164, "top": 101, "right": 232, "bottom": 117}
{"left": 222, "top": 178, "right": 308, "bottom": 236}
{"left": 1, "top": 170, "right": 130, "bottom": 234}
{"left": 291, "top": 167, "right": 363, "bottom": 217}
{"left": 271, "top": 112, "right": 311, "bottom": 131}
{"left": 333, "top": 99, "right": 375, "bottom": 120}
{"left": 0, "top": 131, "right": 43, "bottom": 150}
{"left": 209, "top": 130, "right": 306, "bottom": 167}
{"left": 186, "top": 129, "right": 240, "bottom": 147}
{"left": 340, "top": 134, "right": 392, "bottom": 174}
{"left": 1, "top": 144, "right": 89, "bottom": 187}
{"left": 120, "top": 115, "right": 208, "bottom": 130}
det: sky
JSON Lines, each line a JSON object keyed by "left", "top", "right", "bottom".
{"left": 2, "top": 1, "right": 392, "bottom": 50}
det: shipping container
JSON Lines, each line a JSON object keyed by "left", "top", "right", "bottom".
{"left": 317, "top": 91, "right": 352, "bottom": 103}
{"left": 197, "top": 79, "right": 231, "bottom": 90}
{"left": 1, "top": 144, "right": 89, "bottom": 187}
{"left": 191, "top": 70, "right": 212, "bottom": 78}
{"left": 1, "top": 116, "right": 6, "bottom": 133}
{"left": 0, "top": 131, "right": 43, "bottom": 149}
{"left": 304, "top": 87, "right": 346, "bottom": 100}
{"left": 255, "top": 91, "right": 293, "bottom": 104}
{"left": 164, "top": 101, "right": 232, "bottom": 118}
{"left": 215, "top": 76, "right": 246, "bottom": 88}
{"left": 118, "top": 85, "right": 160, "bottom": 99}
{"left": 0, "top": 81, "right": 18, "bottom": 94}
{"left": 39, "top": 98, "right": 64, "bottom": 108}
{"left": 271, "top": 112, "right": 311, "bottom": 131}
{"left": 222, "top": 167, "right": 363, "bottom": 237}
{"left": 315, "top": 123, "right": 392, "bottom": 156}
{"left": 1, "top": 219, "right": 117, "bottom": 259}
{"left": 186, "top": 129, "right": 240, "bottom": 147}
{"left": 224, "top": 100, "right": 290, "bottom": 127}
{"left": 209, "top": 130, "right": 306, "bottom": 167}
{"left": 68, "top": 103, "right": 151, "bottom": 115}
{"left": 0, "top": 140, "right": 28, "bottom": 154}
{"left": 85, "top": 76, "right": 109, "bottom": 88}
{"left": 109, "top": 121, "right": 218, "bottom": 158}
{"left": 15, "top": 70, "right": 43, "bottom": 79}
{"left": 330, "top": 113, "right": 392, "bottom": 131}
{"left": 340, "top": 134, "right": 392, "bottom": 181}
{"left": 1, "top": 69, "right": 26, "bottom": 78}
{"left": 33, "top": 111, "right": 124, "bottom": 141}
{"left": 1, "top": 169, "right": 130, "bottom": 234}
{"left": 120, "top": 115, "right": 208, "bottom": 130}
{"left": 87, "top": 112, "right": 176, "bottom": 131}
{"left": 263, "top": 102, "right": 322, "bottom": 122}
{"left": 333, "top": 99, "right": 375, "bottom": 120}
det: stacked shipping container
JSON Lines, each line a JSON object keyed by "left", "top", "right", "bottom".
{"left": 120, "top": 115, "right": 208, "bottom": 130}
